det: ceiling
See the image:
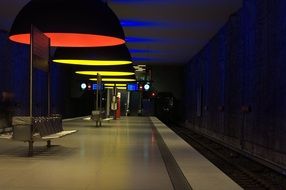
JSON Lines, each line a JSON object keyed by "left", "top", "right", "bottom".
{"left": 0, "top": 0, "right": 242, "bottom": 65}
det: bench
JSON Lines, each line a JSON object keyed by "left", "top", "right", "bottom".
{"left": 0, "top": 117, "right": 13, "bottom": 134}
{"left": 91, "top": 110, "right": 106, "bottom": 127}
{"left": 0, "top": 115, "right": 77, "bottom": 156}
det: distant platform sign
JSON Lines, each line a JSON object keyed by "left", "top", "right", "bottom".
{"left": 127, "top": 83, "right": 138, "bottom": 91}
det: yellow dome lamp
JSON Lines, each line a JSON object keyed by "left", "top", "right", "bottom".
{"left": 53, "top": 45, "right": 132, "bottom": 66}
{"left": 76, "top": 71, "right": 135, "bottom": 76}
{"left": 104, "top": 84, "right": 127, "bottom": 87}
{"left": 75, "top": 64, "right": 135, "bottom": 77}
{"left": 90, "top": 76, "right": 136, "bottom": 91}
{"left": 90, "top": 78, "right": 136, "bottom": 82}
{"left": 104, "top": 83, "right": 127, "bottom": 90}
{"left": 105, "top": 86, "right": 126, "bottom": 90}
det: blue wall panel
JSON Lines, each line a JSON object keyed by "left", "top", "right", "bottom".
{"left": 185, "top": 0, "right": 286, "bottom": 168}
{"left": 0, "top": 30, "right": 68, "bottom": 118}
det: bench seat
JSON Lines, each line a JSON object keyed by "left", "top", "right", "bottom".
{"left": 4, "top": 115, "right": 78, "bottom": 156}
{"left": 0, "top": 133, "right": 13, "bottom": 139}
{"left": 42, "top": 130, "right": 77, "bottom": 140}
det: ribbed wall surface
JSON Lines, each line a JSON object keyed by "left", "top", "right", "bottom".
{"left": 185, "top": 0, "right": 286, "bottom": 168}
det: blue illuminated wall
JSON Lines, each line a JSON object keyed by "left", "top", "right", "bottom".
{"left": 185, "top": 0, "right": 286, "bottom": 168}
{"left": 0, "top": 30, "right": 29, "bottom": 115}
{"left": 0, "top": 30, "right": 69, "bottom": 117}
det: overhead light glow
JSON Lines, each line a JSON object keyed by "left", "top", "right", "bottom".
{"left": 76, "top": 71, "right": 135, "bottom": 76}
{"left": 90, "top": 78, "right": 136, "bottom": 82}
{"left": 10, "top": 33, "right": 125, "bottom": 47}
{"left": 9, "top": 0, "right": 125, "bottom": 47}
{"left": 105, "top": 84, "right": 126, "bottom": 87}
{"left": 116, "top": 87, "right": 127, "bottom": 90}
{"left": 144, "top": 84, "right": 150, "bottom": 91}
{"left": 53, "top": 59, "right": 132, "bottom": 66}
{"left": 116, "top": 84, "right": 127, "bottom": 87}
{"left": 104, "top": 84, "right": 116, "bottom": 87}
{"left": 120, "top": 20, "right": 161, "bottom": 27}
{"left": 81, "top": 83, "right": 87, "bottom": 90}
{"left": 105, "top": 86, "right": 126, "bottom": 90}
{"left": 125, "top": 37, "right": 157, "bottom": 43}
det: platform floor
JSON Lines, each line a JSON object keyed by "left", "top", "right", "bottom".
{"left": 0, "top": 117, "right": 241, "bottom": 190}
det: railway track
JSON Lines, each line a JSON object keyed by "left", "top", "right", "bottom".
{"left": 169, "top": 124, "right": 286, "bottom": 190}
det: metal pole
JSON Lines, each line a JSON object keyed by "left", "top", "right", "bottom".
{"left": 106, "top": 88, "right": 110, "bottom": 117}
{"left": 113, "top": 85, "right": 116, "bottom": 119}
{"left": 28, "top": 141, "right": 34, "bottom": 156}
{"left": 29, "top": 25, "right": 34, "bottom": 156}
{"left": 47, "top": 40, "right": 51, "bottom": 148}
{"left": 138, "top": 91, "right": 142, "bottom": 116}
{"left": 96, "top": 73, "right": 99, "bottom": 110}
{"left": 126, "top": 91, "right": 130, "bottom": 116}
{"left": 99, "top": 82, "right": 102, "bottom": 113}
{"left": 47, "top": 39, "right": 51, "bottom": 116}
{"left": 30, "top": 25, "right": 33, "bottom": 118}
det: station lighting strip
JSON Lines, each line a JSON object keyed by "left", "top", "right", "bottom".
{"left": 105, "top": 86, "right": 126, "bottom": 90}
{"left": 53, "top": 59, "right": 132, "bottom": 66}
{"left": 75, "top": 71, "right": 135, "bottom": 76}
{"left": 104, "top": 83, "right": 127, "bottom": 87}
{"left": 90, "top": 78, "right": 136, "bottom": 82}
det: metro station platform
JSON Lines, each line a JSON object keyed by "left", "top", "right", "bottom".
{"left": 0, "top": 117, "right": 242, "bottom": 190}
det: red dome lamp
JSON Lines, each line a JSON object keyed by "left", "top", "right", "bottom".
{"left": 9, "top": 0, "right": 125, "bottom": 47}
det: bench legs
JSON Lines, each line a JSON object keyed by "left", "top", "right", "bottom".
{"left": 28, "top": 141, "right": 33, "bottom": 157}
{"left": 47, "top": 140, "right": 51, "bottom": 148}
{"left": 96, "top": 120, "right": 102, "bottom": 127}
{"left": 27, "top": 140, "right": 52, "bottom": 156}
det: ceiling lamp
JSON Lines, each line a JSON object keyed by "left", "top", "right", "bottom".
{"left": 89, "top": 75, "right": 136, "bottom": 82}
{"left": 116, "top": 87, "right": 127, "bottom": 90}
{"left": 105, "top": 84, "right": 127, "bottom": 87}
{"left": 90, "top": 78, "right": 136, "bottom": 82}
{"left": 75, "top": 64, "right": 135, "bottom": 77}
{"left": 9, "top": 0, "right": 125, "bottom": 47}
{"left": 105, "top": 86, "right": 126, "bottom": 90}
{"left": 134, "top": 65, "right": 146, "bottom": 72}
{"left": 76, "top": 71, "right": 134, "bottom": 76}
{"left": 53, "top": 45, "right": 132, "bottom": 66}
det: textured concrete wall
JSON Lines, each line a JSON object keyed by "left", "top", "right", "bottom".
{"left": 185, "top": 0, "right": 286, "bottom": 169}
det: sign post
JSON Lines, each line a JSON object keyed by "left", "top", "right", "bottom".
{"left": 29, "top": 25, "right": 50, "bottom": 155}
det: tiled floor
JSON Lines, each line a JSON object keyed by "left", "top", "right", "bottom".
{"left": 0, "top": 116, "right": 242, "bottom": 190}
{"left": 0, "top": 117, "right": 173, "bottom": 190}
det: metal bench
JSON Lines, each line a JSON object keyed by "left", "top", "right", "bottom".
{"left": 91, "top": 110, "right": 104, "bottom": 127}
{"left": 0, "top": 115, "right": 77, "bottom": 156}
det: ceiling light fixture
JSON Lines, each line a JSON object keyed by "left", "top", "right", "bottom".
{"left": 9, "top": 0, "right": 125, "bottom": 47}
{"left": 90, "top": 78, "right": 136, "bottom": 82}
{"left": 75, "top": 64, "right": 135, "bottom": 77}
{"left": 53, "top": 45, "right": 132, "bottom": 66}
{"left": 105, "top": 84, "right": 127, "bottom": 87}
{"left": 116, "top": 87, "right": 127, "bottom": 90}
{"left": 53, "top": 60, "right": 132, "bottom": 66}
{"left": 76, "top": 71, "right": 135, "bottom": 76}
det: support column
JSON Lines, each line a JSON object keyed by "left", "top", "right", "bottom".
{"left": 106, "top": 88, "right": 111, "bottom": 118}
{"left": 126, "top": 91, "right": 130, "bottom": 116}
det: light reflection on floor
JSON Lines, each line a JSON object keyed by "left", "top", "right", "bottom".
{"left": 0, "top": 116, "right": 173, "bottom": 190}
